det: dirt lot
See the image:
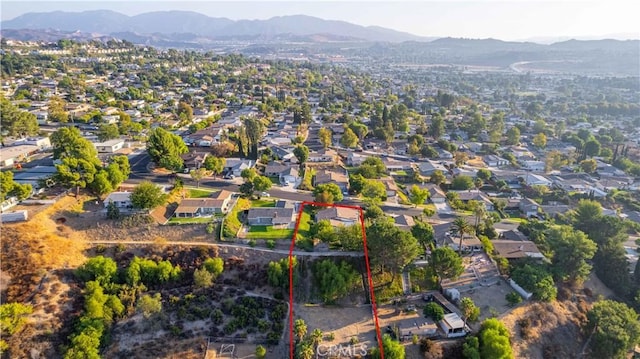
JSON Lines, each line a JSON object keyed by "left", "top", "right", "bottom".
{"left": 464, "top": 278, "right": 514, "bottom": 327}
{"left": 294, "top": 304, "right": 378, "bottom": 350}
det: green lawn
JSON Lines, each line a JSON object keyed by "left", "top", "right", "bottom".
{"left": 168, "top": 216, "right": 213, "bottom": 224}
{"left": 505, "top": 217, "right": 529, "bottom": 224}
{"left": 223, "top": 198, "right": 251, "bottom": 238}
{"left": 268, "top": 176, "right": 280, "bottom": 185}
{"left": 251, "top": 199, "right": 276, "bottom": 207}
{"left": 188, "top": 188, "right": 215, "bottom": 198}
{"left": 297, "top": 210, "right": 312, "bottom": 239}
{"left": 246, "top": 226, "right": 294, "bottom": 239}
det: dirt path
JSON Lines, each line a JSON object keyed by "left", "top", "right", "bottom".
{"left": 86, "top": 239, "right": 365, "bottom": 257}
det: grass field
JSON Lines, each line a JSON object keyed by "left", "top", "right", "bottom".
{"left": 251, "top": 199, "right": 276, "bottom": 208}
{"left": 245, "top": 226, "right": 294, "bottom": 239}
{"left": 187, "top": 188, "right": 215, "bottom": 198}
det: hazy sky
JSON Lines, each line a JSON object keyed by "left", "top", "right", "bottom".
{"left": 1, "top": 0, "right": 638, "bottom": 40}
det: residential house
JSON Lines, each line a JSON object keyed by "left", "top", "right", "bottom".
{"left": 439, "top": 313, "right": 467, "bottom": 338}
{"left": 520, "top": 160, "right": 545, "bottom": 172}
{"left": 519, "top": 198, "right": 541, "bottom": 218}
{"left": 0, "top": 145, "right": 40, "bottom": 167}
{"left": 181, "top": 151, "right": 209, "bottom": 171}
{"left": 174, "top": 195, "right": 231, "bottom": 217}
{"left": 264, "top": 162, "right": 299, "bottom": 184}
{"left": 103, "top": 192, "right": 132, "bottom": 209}
{"left": 394, "top": 214, "right": 415, "bottom": 231}
{"left": 596, "top": 160, "right": 626, "bottom": 177}
{"left": 247, "top": 201, "right": 295, "bottom": 227}
{"left": 540, "top": 203, "right": 571, "bottom": 217}
{"left": 437, "top": 148, "right": 454, "bottom": 159}
{"left": 224, "top": 158, "right": 254, "bottom": 177}
{"left": 398, "top": 314, "right": 438, "bottom": 340}
{"left": 308, "top": 148, "right": 338, "bottom": 163}
{"left": 428, "top": 185, "right": 447, "bottom": 204}
{"left": 346, "top": 152, "right": 367, "bottom": 167}
{"left": 522, "top": 173, "right": 552, "bottom": 187}
{"left": 382, "top": 157, "right": 412, "bottom": 172}
{"left": 492, "top": 240, "right": 544, "bottom": 260}
{"left": 418, "top": 160, "right": 448, "bottom": 176}
{"left": 454, "top": 190, "right": 494, "bottom": 211}
{"left": 314, "top": 169, "right": 349, "bottom": 193}
{"left": 315, "top": 206, "right": 360, "bottom": 227}
{"left": 483, "top": 155, "right": 509, "bottom": 168}
{"left": 93, "top": 139, "right": 125, "bottom": 153}
{"left": 379, "top": 177, "right": 399, "bottom": 198}
{"left": 445, "top": 232, "right": 483, "bottom": 252}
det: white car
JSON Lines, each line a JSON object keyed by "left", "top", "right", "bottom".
{"left": 261, "top": 192, "right": 270, "bottom": 197}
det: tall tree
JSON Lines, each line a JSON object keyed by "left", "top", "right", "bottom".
{"left": 547, "top": 225, "right": 597, "bottom": 284}
{"left": 429, "top": 114, "right": 445, "bottom": 139}
{"left": 313, "top": 183, "right": 343, "bottom": 204}
{"left": 130, "top": 181, "right": 166, "bottom": 210}
{"left": 340, "top": 127, "right": 359, "bottom": 148}
{"left": 408, "top": 184, "right": 429, "bottom": 207}
{"left": 505, "top": 127, "right": 520, "bottom": 146}
{"left": 203, "top": 157, "right": 226, "bottom": 177}
{"left": 0, "top": 95, "right": 39, "bottom": 137}
{"left": 367, "top": 218, "right": 420, "bottom": 275}
{"left": 431, "top": 247, "right": 464, "bottom": 285}
{"left": 50, "top": 128, "right": 103, "bottom": 197}
{"left": 452, "top": 216, "right": 472, "bottom": 255}
{"left": 293, "top": 145, "right": 309, "bottom": 165}
{"left": 586, "top": 300, "right": 640, "bottom": 359}
{"left": 146, "top": 127, "right": 189, "bottom": 171}
{"left": 478, "top": 319, "right": 514, "bottom": 359}
{"left": 318, "top": 127, "right": 332, "bottom": 148}
{"left": 460, "top": 297, "right": 480, "bottom": 326}
{"left": 532, "top": 132, "right": 547, "bottom": 148}
{"left": 190, "top": 168, "right": 207, "bottom": 188}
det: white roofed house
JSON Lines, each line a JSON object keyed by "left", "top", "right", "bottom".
{"left": 223, "top": 158, "right": 254, "bottom": 177}
{"left": 247, "top": 201, "right": 295, "bottom": 227}
{"left": 104, "top": 191, "right": 132, "bottom": 209}
{"left": 522, "top": 173, "right": 552, "bottom": 187}
{"left": 93, "top": 139, "right": 125, "bottom": 153}
{"left": 315, "top": 207, "right": 360, "bottom": 227}
{"left": 439, "top": 313, "right": 467, "bottom": 338}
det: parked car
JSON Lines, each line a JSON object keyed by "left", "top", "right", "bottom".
{"left": 261, "top": 192, "right": 270, "bottom": 197}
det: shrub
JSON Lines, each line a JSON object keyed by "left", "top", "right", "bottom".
{"left": 266, "top": 239, "right": 276, "bottom": 249}
{"left": 205, "top": 223, "right": 215, "bottom": 234}
{"left": 249, "top": 239, "right": 256, "bottom": 247}
{"left": 193, "top": 268, "right": 214, "bottom": 288}
{"left": 424, "top": 302, "right": 444, "bottom": 321}
{"left": 505, "top": 292, "right": 522, "bottom": 306}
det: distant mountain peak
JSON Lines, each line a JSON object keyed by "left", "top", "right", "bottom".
{"left": 1, "top": 10, "right": 427, "bottom": 43}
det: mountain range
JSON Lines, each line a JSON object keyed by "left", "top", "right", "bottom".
{"left": 1, "top": 10, "right": 428, "bottom": 43}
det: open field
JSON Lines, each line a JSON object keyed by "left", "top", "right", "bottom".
{"left": 294, "top": 304, "right": 378, "bottom": 351}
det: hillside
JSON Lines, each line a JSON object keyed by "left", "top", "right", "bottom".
{"left": 1, "top": 11, "right": 426, "bottom": 42}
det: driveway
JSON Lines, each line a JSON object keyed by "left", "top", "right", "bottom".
{"left": 434, "top": 201, "right": 454, "bottom": 214}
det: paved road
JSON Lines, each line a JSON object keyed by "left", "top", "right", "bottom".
{"left": 87, "top": 239, "right": 365, "bottom": 257}
{"left": 124, "top": 152, "right": 450, "bottom": 219}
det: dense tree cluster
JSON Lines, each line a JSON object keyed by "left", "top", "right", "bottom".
{"left": 0, "top": 171, "right": 32, "bottom": 201}
{"left": 313, "top": 260, "right": 359, "bottom": 303}
{"left": 0, "top": 95, "right": 39, "bottom": 137}
{"left": 51, "top": 127, "right": 130, "bottom": 197}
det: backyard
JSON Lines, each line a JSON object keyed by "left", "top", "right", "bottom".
{"left": 245, "top": 210, "right": 312, "bottom": 240}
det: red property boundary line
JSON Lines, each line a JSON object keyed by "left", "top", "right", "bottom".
{"left": 288, "top": 201, "right": 384, "bottom": 359}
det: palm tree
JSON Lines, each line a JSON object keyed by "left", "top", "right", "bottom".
{"left": 472, "top": 202, "right": 487, "bottom": 234}
{"left": 452, "top": 216, "right": 471, "bottom": 255}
